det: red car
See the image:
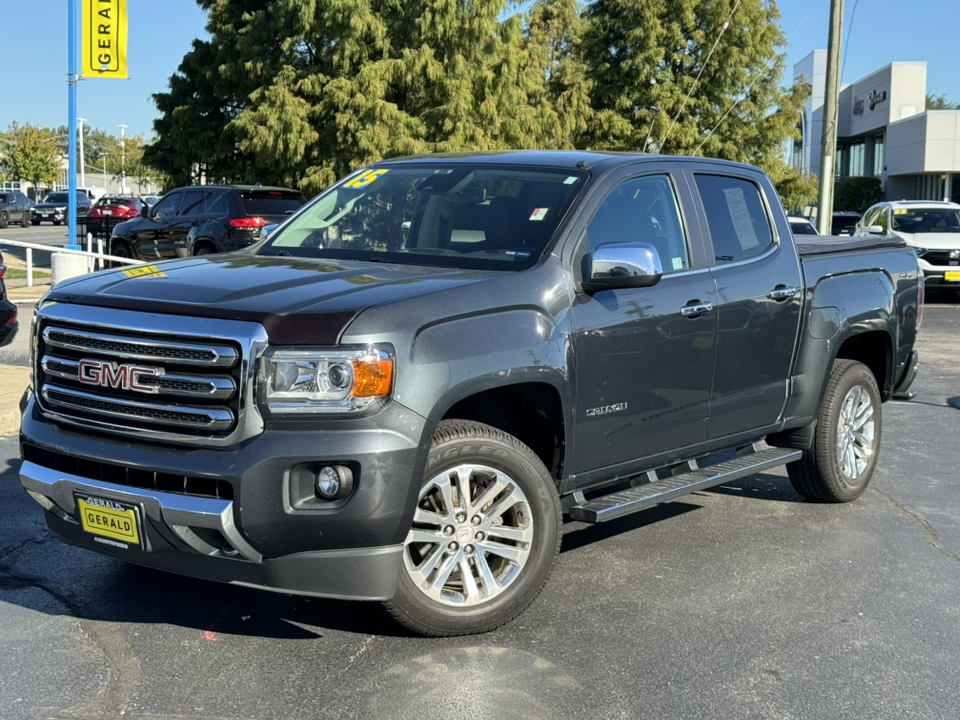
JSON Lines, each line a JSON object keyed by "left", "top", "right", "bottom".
{"left": 83, "top": 196, "right": 146, "bottom": 238}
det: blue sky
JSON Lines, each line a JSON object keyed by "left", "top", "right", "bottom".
{"left": 2, "top": 0, "right": 958, "bottom": 144}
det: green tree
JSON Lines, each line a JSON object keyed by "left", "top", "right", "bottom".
{"left": 0, "top": 122, "right": 61, "bottom": 190}
{"left": 575, "top": 0, "right": 814, "bottom": 203}
{"left": 926, "top": 93, "right": 960, "bottom": 110}
{"left": 833, "top": 176, "right": 882, "bottom": 213}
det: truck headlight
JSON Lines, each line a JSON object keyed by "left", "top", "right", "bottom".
{"left": 259, "top": 345, "right": 394, "bottom": 414}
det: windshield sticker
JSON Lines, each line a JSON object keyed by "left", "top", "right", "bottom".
{"left": 894, "top": 208, "right": 907, "bottom": 215}
{"left": 564, "top": 176, "right": 579, "bottom": 184}
{"left": 344, "top": 169, "right": 389, "bottom": 189}
{"left": 722, "top": 187, "right": 760, "bottom": 250}
{"left": 506, "top": 250, "right": 532, "bottom": 258}
{"left": 122, "top": 265, "right": 166, "bottom": 279}
{"left": 672, "top": 256, "right": 683, "bottom": 271}
{"left": 529, "top": 208, "right": 549, "bottom": 221}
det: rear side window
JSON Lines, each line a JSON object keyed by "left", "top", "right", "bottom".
{"left": 181, "top": 190, "right": 206, "bottom": 217}
{"left": 694, "top": 174, "right": 774, "bottom": 264}
{"left": 240, "top": 191, "right": 303, "bottom": 216}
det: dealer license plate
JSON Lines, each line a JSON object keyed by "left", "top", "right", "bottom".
{"left": 945, "top": 271, "right": 960, "bottom": 282}
{"left": 41, "top": 212, "right": 50, "bottom": 217}
{"left": 77, "top": 496, "right": 141, "bottom": 546}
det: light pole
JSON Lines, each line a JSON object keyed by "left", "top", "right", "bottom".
{"left": 117, "top": 124, "right": 127, "bottom": 193}
{"left": 101, "top": 152, "right": 108, "bottom": 191}
{"left": 77, "top": 117, "right": 86, "bottom": 188}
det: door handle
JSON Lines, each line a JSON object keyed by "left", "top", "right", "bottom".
{"left": 769, "top": 286, "right": 799, "bottom": 301}
{"left": 681, "top": 302, "right": 714, "bottom": 318}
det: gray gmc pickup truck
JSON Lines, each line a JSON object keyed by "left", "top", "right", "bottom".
{"left": 19, "top": 152, "right": 922, "bottom": 636}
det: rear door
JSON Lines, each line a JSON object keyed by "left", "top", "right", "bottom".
{"left": 570, "top": 165, "right": 718, "bottom": 474}
{"left": 683, "top": 166, "right": 803, "bottom": 440}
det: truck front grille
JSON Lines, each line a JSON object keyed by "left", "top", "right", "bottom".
{"left": 34, "top": 306, "right": 268, "bottom": 446}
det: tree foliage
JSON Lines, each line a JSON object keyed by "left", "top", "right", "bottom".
{"left": 833, "top": 176, "right": 882, "bottom": 213}
{"left": 0, "top": 122, "right": 61, "bottom": 188}
{"left": 926, "top": 94, "right": 960, "bottom": 110}
{"left": 147, "top": 0, "right": 813, "bottom": 206}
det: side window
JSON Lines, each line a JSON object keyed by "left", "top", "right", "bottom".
{"left": 205, "top": 192, "right": 226, "bottom": 215}
{"left": 180, "top": 190, "right": 206, "bottom": 217}
{"left": 694, "top": 174, "right": 774, "bottom": 263}
{"left": 860, "top": 207, "right": 879, "bottom": 230}
{"left": 587, "top": 174, "right": 690, "bottom": 273}
{"left": 151, "top": 193, "right": 182, "bottom": 218}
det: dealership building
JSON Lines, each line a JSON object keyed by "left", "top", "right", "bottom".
{"left": 792, "top": 50, "right": 960, "bottom": 203}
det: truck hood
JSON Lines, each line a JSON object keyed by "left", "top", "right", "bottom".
{"left": 46, "top": 254, "right": 500, "bottom": 344}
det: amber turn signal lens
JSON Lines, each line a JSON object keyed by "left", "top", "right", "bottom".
{"left": 351, "top": 359, "right": 393, "bottom": 397}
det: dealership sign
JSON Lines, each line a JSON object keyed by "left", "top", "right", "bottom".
{"left": 82, "top": 0, "right": 128, "bottom": 79}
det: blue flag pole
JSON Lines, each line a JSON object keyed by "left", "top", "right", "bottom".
{"left": 66, "top": 0, "right": 81, "bottom": 250}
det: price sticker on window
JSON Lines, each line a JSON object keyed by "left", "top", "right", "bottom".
{"left": 344, "top": 169, "right": 389, "bottom": 189}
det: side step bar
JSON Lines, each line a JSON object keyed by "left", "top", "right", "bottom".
{"left": 568, "top": 446, "right": 802, "bottom": 523}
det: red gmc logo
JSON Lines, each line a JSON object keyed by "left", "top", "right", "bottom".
{"left": 77, "top": 359, "right": 164, "bottom": 394}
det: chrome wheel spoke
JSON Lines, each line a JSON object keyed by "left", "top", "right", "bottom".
{"left": 469, "top": 475, "right": 509, "bottom": 517}
{"left": 408, "top": 528, "right": 444, "bottom": 545}
{"left": 485, "top": 524, "right": 532, "bottom": 544}
{"left": 413, "top": 506, "right": 448, "bottom": 526}
{"left": 429, "top": 551, "right": 460, "bottom": 593}
{"left": 474, "top": 552, "right": 498, "bottom": 594}
{"left": 458, "top": 558, "right": 482, "bottom": 603}
{"left": 406, "top": 543, "right": 446, "bottom": 587}
{"left": 479, "top": 539, "right": 524, "bottom": 563}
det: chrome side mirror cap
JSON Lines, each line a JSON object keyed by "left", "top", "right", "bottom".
{"left": 583, "top": 242, "right": 663, "bottom": 293}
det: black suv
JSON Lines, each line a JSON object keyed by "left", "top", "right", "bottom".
{"left": 109, "top": 185, "right": 304, "bottom": 260}
{"left": 32, "top": 191, "right": 92, "bottom": 225}
{"left": 0, "top": 191, "right": 33, "bottom": 229}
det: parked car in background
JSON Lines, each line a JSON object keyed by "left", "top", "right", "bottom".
{"left": 0, "top": 190, "right": 34, "bottom": 229}
{"left": 855, "top": 200, "right": 960, "bottom": 289}
{"left": 141, "top": 195, "right": 160, "bottom": 209}
{"left": 788, "top": 216, "right": 818, "bottom": 235}
{"left": 109, "top": 184, "right": 304, "bottom": 260}
{"left": 831, "top": 211, "right": 861, "bottom": 236}
{"left": 84, "top": 195, "right": 147, "bottom": 236}
{"left": 0, "top": 251, "right": 17, "bottom": 347}
{"left": 32, "top": 191, "right": 92, "bottom": 225}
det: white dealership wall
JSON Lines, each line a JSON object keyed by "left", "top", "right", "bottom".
{"left": 792, "top": 52, "right": 960, "bottom": 203}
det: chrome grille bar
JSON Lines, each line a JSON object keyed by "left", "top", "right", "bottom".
{"left": 43, "top": 326, "right": 238, "bottom": 367}
{"left": 41, "top": 356, "right": 236, "bottom": 400}
{"left": 41, "top": 384, "right": 234, "bottom": 430}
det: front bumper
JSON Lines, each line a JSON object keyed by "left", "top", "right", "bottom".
{"left": 0, "top": 300, "right": 16, "bottom": 347}
{"left": 20, "top": 393, "right": 432, "bottom": 600}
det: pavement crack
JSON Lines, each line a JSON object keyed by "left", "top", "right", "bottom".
{"left": 871, "top": 485, "right": 960, "bottom": 569}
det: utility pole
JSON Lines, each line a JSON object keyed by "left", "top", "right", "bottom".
{"left": 77, "top": 117, "right": 86, "bottom": 188}
{"left": 817, "top": 0, "right": 844, "bottom": 235}
{"left": 118, "top": 124, "right": 128, "bottom": 194}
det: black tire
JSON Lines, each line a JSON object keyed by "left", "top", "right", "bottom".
{"left": 20, "top": 210, "right": 31, "bottom": 228}
{"left": 53, "top": 218, "right": 62, "bottom": 225}
{"left": 788, "top": 359, "right": 882, "bottom": 502}
{"left": 384, "top": 420, "right": 561, "bottom": 636}
{"left": 0, "top": 212, "right": 7, "bottom": 229}
{"left": 32, "top": 218, "right": 40, "bottom": 225}
{"left": 194, "top": 245, "right": 214, "bottom": 256}
{"left": 108, "top": 240, "right": 134, "bottom": 269}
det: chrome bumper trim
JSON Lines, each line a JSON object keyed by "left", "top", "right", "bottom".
{"left": 20, "top": 460, "right": 262, "bottom": 563}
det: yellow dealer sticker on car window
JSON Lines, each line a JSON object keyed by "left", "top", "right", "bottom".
{"left": 344, "top": 169, "right": 389, "bottom": 189}
{"left": 122, "top": 265, "right": 166, "bottom": 278}
{"left": 894, "top": 208, "right": 908, "bottom": 215}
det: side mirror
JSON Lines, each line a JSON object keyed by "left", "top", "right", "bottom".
{"left": 866, "top": 224, "right": 885, "bottom": 235}
{"left": 582, "top": 242, "right": 663, "bottom": 293}
{"left": 140, "top": 206, "right": 149, "bottom": 218}
{"left": 261, "top": 223, "right": 278, "bottom": 239}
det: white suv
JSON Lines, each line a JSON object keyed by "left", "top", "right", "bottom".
{"left": 855, "top": 200, "right": 960, "bottom": 287}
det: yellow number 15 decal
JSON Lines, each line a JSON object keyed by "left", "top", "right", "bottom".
{"left": 344, "top": 169, "right": 389, "bottom": 189}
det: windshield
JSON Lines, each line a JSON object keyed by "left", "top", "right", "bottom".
{"left": 892, "top": 207, "right": 960, "bottom": 234}
{"left": 43, "top": 193, "right": 69, "bottom": 204}
{"left": 260, "top": 164, "right": 587, "bottom": 270}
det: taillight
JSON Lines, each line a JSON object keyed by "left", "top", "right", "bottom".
{"left": 229, "top": 217, "right": 267, "bottom": 229}
{"left": 0, "top": 264, "right": 6, "bottom": 280}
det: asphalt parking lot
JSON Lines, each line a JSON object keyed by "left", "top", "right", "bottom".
{"left": 1, "top": 302, "right": 959, "bottom": 720}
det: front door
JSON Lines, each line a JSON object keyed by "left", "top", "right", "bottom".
{"left": 160, "top": 189, "right": 206, "bottom": 258}
{"left": 570, "top": 170, "right": 718, "bottom": 475}
{"left": 135, "top": 191, "right": 183, "bottom": 259}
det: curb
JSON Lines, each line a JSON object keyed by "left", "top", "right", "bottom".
{"left": 0, "top": 365, "right": 31, "bottom": 437}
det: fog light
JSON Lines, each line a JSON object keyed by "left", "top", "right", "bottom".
{"left": 315, "top": 465, "right": 353, "bottom": 500}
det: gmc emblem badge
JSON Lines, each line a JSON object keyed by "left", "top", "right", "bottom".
{"left": 77, "top": 359, "right": 164, "bottom": 394}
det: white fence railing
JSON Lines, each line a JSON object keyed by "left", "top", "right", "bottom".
{"left": 0, "top": 236, "right": 145, "bottom": 287}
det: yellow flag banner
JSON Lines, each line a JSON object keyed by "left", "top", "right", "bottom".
{"left": 81, "top": 0, "right": 128, "bottom": 79}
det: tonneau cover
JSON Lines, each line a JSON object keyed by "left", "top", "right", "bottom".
{"left": 796, "top": 235, "right": 906, "bottom": 256}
